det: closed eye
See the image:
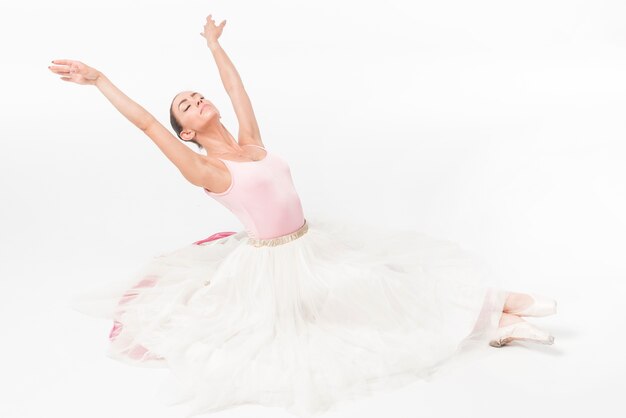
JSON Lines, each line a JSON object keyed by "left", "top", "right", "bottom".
{"left": 183, "top": 97, "right": 205, "bottom": 112}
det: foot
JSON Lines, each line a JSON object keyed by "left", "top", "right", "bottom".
{"left": 489, "top": 319, "right": 555, "bottom": 347}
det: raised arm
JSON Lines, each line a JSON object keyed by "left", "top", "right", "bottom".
{"left": 201, "top": 15, "right": 263, "bottom": 147}
{"left": 48, "top": 60, "right": 205, "bottom": 186}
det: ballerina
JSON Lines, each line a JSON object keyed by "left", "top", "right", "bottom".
{"left": 49, "top": 12, "right": 557, "bottom": 418}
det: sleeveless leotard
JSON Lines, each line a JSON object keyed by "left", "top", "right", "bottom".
{"left": 203, "top": 145, "right": 306, "bottom": 240}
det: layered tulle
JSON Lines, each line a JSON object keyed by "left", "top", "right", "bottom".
{"left": 69, "top": 216, "right": 508, "bottom": 417}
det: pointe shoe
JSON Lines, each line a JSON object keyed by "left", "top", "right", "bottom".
{"left": 489, "top": 321, "right": 555, "bottom": 347}
{"left": 505, "top": 292, "right": 557, "bottom": 317}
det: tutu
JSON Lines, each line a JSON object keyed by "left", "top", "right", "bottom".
{"left": 69, "top": 144, "right": 509, "bottom": 417}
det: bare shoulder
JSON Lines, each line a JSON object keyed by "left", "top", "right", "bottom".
{"left": 238, "top": 136, "right": 265, "bottom": 149}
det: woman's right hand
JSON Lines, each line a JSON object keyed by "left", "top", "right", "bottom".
{"left": 48, "top": 59, "right": 101, "bottom": 85}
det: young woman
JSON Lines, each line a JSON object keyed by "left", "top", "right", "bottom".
{"left": 50, "top": 13, "right": 557, "bottom": 418}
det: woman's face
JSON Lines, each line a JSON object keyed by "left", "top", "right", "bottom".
{"left": 172, "top": 90, "right": 221, "bottom": 135}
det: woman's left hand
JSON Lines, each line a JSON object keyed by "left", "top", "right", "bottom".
{"left": 200, "top": 14, "right": 226, "bottom": 47}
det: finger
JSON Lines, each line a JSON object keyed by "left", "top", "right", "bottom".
{"left": 49, "top": 65, "right": 70, "bottom": 71}
{"left": 60, "top": 77, "right": 72, "bottom": 81}
{"left": 220, "top": 20, "right": 226, "bottom": 26}
{"left": 51, "top": 59, "right": 73, "bottom": 65}
{"left": 49, "top": 67, "right": 71, "bottom": 75}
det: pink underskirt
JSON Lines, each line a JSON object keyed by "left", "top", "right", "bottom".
{"left": 108, "top": 231, "right": 237, "bottom": 361}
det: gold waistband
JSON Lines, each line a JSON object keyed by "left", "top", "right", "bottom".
{"left": 247, "top": 219, "right": 309, "bottom": 247}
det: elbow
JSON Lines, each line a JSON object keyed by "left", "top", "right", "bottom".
{"left": 138, "top": 115, "right": 156, "bottom": 132}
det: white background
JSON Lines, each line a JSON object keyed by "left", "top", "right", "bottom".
{"left": 1, "top": 0, "right": 624, "bottom": 417}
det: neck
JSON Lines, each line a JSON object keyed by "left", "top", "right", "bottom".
{"left": 194, "top": 122, "right": 241, "bottom": 153}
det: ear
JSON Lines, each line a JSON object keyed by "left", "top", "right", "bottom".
{"left": 180, "top": 129, "right": 196, "bottom": 141}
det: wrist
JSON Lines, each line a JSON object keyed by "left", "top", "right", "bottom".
{"left": 94, "top": 71, "right": 106, "bottom": 87}
{"left": 207, "top": 41, "right": 221, "bottom": 51}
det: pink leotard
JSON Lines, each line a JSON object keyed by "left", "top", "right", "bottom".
{"left": 203, "top": 145, "right": 306, "bottom": 240}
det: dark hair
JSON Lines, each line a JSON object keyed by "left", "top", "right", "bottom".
{"left": 169, "top": 95, "right": 203, "bottom": 151}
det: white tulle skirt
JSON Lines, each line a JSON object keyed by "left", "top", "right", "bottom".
{"left": 69, "top": 215, "right": 509, "bottom": 417}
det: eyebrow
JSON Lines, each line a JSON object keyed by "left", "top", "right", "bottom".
{"left": 177, "top": 92, "right": 199, "bottom": 110}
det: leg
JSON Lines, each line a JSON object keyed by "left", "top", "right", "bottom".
{"left": 498, "top": 312, "right": 525, "bottom": 327}
{"left": 491, "top": 292, "right": 556, "bottom": 346}
{"left": 502, "top": 292, "right": 533, "bottom": 314}
{"left": 498, "top": 292, "right": 532, "bottom": 327}
{"left": 492, "top": 312, "right": 554, "bottom": 346}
